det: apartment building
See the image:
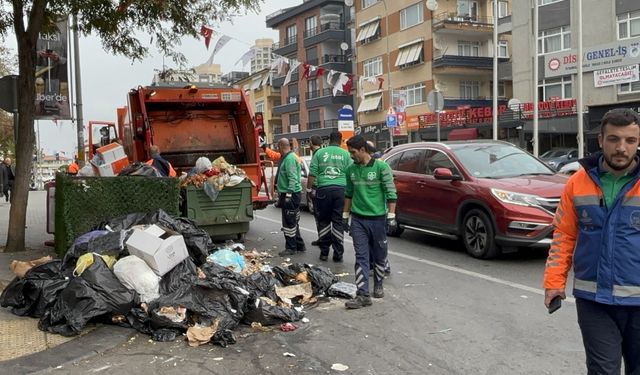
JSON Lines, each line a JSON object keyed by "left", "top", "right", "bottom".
{"left": 512, "top": 0, "right": 640, "bottom": 153}
{"left": 221, "top": 71, "right": 250, "bottom": 86}
{"left": 236, "top": 68, "right": 282, "bottom": 144}
{"left": 354, "top": 0, "right": 513, "bottom": 148}
{"left": 251, "top": 39, "right": 275, "bottom": 74}
{"left": 266, "top": 0, "right": 354, "bottom": 152}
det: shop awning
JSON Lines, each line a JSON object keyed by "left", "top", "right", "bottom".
{"left": 395, "top": 43, "right": 423, "bottom": 67}
{"left": 357, "top": 94, "right": 383, "bottom": 113}
{"left": 356, "top": 20, "right": 380, "bottom": 42}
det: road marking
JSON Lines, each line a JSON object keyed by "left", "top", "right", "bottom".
{"left": 255, "top": 214, "right": 575, "bottom": 303}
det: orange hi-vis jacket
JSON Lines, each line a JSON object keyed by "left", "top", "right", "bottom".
{"left": 146, "top": 158, "right": 177, "bottom": 177}
{"left": 544, "top": 153, "right": 640, "bottom": 306}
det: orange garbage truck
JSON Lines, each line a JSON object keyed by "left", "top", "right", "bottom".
{"left": 109, "top": 83, "right": 272, "bottom": 239}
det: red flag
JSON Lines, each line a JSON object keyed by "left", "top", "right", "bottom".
{"left": 377, "top": 77, "right": 384, "bottom": 90}
{"left": 200, "top": 26, "right": 214, "bottom": 49}
{"left": 342, "top": 74, "right": 353, "bottom": 94}
{"left": 301, "top": 63, "right": 310, "bottom": 80}
{"left": 315, "top": 67, "right": 325, "bottom": 78}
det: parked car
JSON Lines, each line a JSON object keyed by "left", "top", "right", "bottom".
{"left": 382, "top": 141, "right": 568, "bottom": 259}
{"left": 558, "top": 160, "right": 581, "bottom": 175}
{"left": 540, "top": 148, "right": 578, "bottom": 170}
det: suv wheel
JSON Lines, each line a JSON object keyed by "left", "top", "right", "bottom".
{"left": 462, "top": 209, "right": 499, "bottom": 259}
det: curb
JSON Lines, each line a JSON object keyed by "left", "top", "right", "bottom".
{"left": 1, "top": 324, "right": 134, "bottom": 375}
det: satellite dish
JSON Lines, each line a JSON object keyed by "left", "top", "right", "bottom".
{"left": 508, "top": 98, "right": 522, "bottom": 111}
{"left": 340, "top": 42, "right": 349, "bottom": 51}
{"left": 344, "top": 0, "right": 354, "bottom": 6}
{"left": 426, "top": 0, "right": 438, "bottom": 11}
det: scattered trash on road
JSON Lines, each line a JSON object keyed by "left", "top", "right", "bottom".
{"left": 280, "top": 322, "right": 298, "bottom": 332}
{"left": 283, "top": 352, "right": 296, "bottom": 357}
{"left": 331, "top": 363, "right": 349, "bottom": 371}
{"left": 429, "top": 328, "right": 452, "bottom": 335}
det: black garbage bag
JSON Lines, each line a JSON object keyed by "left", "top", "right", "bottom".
{"left": 272, "top": 264, "right": 337, "bottom": 295}
{"left": 328, "top": 282, "right": 358, "bottom": 299}
{"left": 271, "top": 265, "right": 300, "bottom": 286}
{"left": 244, "top": 271, "right": 282, "bottom": 302}
{"left": 63, "top": 231, "right": 128, "bottom": 272}
{"left": 126, "top": 306, "right": 153, "bottom": 335}
{"left": 160, "top": 258, "right": 198, "bottom": 295}
{"left": 39, "top": 255, "right": 137, "bottom": 336}
{"left": 152, "top": 328, "right": 179, "bottom": 342}
{"left": 118, "top": 162, "right": 160, "bottom": 177}
{"left": 212, "top": 329, "right": 236, "bottom": 347}
{"left": 199, "top": 263, "right": 251, "bottom": 316}
{"left": 242, "top": 299, "right": 303, "bottom": 326}
{"left": 61, "top": 230, "right": 110, "bottom": 270}
{"left": 0, "top": 260, "right": 71, "bottom": 318}
{"left": 100, "top": 209, "right": 213, "bottom": 265}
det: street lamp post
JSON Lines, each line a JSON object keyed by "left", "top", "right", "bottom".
{"left": 376, "top": 0, "right": 394, "bottom": 148}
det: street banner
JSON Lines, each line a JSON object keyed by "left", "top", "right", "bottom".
{"left": 35, "top": 19, "right": 71, "bottom": 120}
{"left": 593, "top": 64, "right": 639, "bottom": 88}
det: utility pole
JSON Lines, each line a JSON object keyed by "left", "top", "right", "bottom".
{"left": 73, "top": 15, "right": 85, "bottom": 165}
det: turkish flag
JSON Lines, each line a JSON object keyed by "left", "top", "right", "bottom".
{"left": 200, "top": 26, "right": 214, "bottom": 49}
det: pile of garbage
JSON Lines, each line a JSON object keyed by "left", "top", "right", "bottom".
{"left": 0, "top": 209, "right": 355, "bottom": 347}
{"left": 180, "top": 156, "right": 251, "bottom": 202}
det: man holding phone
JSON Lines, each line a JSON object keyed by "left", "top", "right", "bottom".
{"left": 544, "top": 108, "right": 640, "bottom": 375}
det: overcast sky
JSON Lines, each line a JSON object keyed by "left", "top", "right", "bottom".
{"left": 8, "top": 0, "right": 300, "bottom": 156}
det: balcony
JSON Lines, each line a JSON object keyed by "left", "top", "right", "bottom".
{"left": 433, "top": 55, "right": 509, "bottom": 74}
{"left": 273, "top": 125, "right": 283, "bottom": 135}
{"left": 308, "top": 121, "right": 322, "bottom": 130}
{"left": 303, "top": 22, "right": 346, "bottom": 48}
{"left": 324, "top": 119, "right": 339, "bottom": 129}
{"left": 306, "top": 88, "right": 353, "bottom": 109}
{"left": 320, "top": 54, "right": 350, "bottom": 71}
{"left": 432, "top": 12, "right": 493, "bottom": 34}
{"left": 272, "top": 95, "right": 300, "bottom": 115}
{"left": 272, "top": 35, "right": 298, "bottom": 56}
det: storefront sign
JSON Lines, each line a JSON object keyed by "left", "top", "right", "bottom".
{"left": 593, "top": 64, "right": 639, "bottom": 88}
{"left": 544, "top": 36, "right": 640, "bottom": 78}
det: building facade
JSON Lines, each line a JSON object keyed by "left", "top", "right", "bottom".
{"left": 354, "top": 0, "right": 513, "bottom": 149}
{"left": 221, "top": 71, "right": 250, "bottom": 86}
{"left": 512, "top": 0, "right": 640, "bottom": 153}
{"left": 266, "top": 0, "right": 354, "bottom": 153}
{"left": 236, "top": 69, "right": 283, "bottom": 145}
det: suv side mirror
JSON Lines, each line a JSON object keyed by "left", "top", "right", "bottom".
{"left": 434, "top": 168, "right": 460, "bottom": 181}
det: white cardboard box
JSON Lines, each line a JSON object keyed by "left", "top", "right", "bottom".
{"left": 125, "top": 224, "right": 189, "bottom": 276}
{"left": 97, "top": 143, "right": 127, "bottom": 164}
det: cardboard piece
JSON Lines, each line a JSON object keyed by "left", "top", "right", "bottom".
{"left": 92, "top": 142, "right": 129, "bottom": 176}
{"left": 97, "top": 143, "right": 127, "bottom": 164}
{"left": 125, "top": 224, "right": 189, "bottom": 276}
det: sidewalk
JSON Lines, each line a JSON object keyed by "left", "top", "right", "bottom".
{"left": 0, "top": 191, "right": 130, "bottom": 369}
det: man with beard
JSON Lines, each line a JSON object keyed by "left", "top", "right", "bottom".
{"left": 544, "top": 108, "right": 640, "bottom": 375}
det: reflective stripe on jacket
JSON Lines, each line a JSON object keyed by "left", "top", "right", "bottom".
{"left": 544, "top": 153, "right": 640, "bottom": 305}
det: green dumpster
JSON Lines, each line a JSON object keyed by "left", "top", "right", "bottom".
{"left": 181, "top": 180, "right": 254, "bottom": 240}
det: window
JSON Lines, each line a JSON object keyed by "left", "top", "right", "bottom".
{"left": 289, "top": 113, "right": 299, "bottom": 127}
{"left": 397, "top": 149, "right": 425, "bottom": 174}
{"left": 538, "top": 0, "right": 561, "bottom": 5}
{"left": 619, "top": 81, "right": 640, "bottom": 94}
{"left": 491, "top": 81, "right": 506, "bottom": 98}
{"left": 307, "top": 79, "right": 318, "bottom": 98}
{"left": 386, "top": 153, "right": 402, "bottom": 170}
{"left": 286, "top": 25, "right": 297, "bottom": 45}
{"left": 498, "top": 40, "right": 508, "bottom": 58}
{"left": 404, "top": 83, "right": 426, "bottom": 106}
{"left": 460, "top": 81, "right": 480, "bottom": 99}
{"left": 255, "top": 101, "right": 264, "bottom": 113}
{"left": 362, "top": 0, "right": 378, "bottom": 8}
{"left": 395, "top": 41, "right": 424, "bottom": 69}
{"left": 363, "top": 56, "right": 383, "bottom": 78}
{"left": 458, "top": 40, "right": 480, "bottom": 57}
{"left": 425, "top": 151, "right": 458, "bottom": 176}
{"left": 400, "top": 3, "right": 423, "bottom": 30}
{"left": 538, "top": 26, "right": 570, "bottom": 55}
{"left": 356, "top": 20, "right": 381, "bottom": 43}
{"left": 538, "top": 76, "right": 572, "bottom": 100}
{"left": 496, "top": 1, "right": 509, "bottom": 18}
{"left": 305, "top": 16, "right": 317, "bottom": 38}
{"left": 618, "top": 11, "right": 640, "bottom": 40}
{"left": 288, "top": 83, "right": 299, "bottom": 102}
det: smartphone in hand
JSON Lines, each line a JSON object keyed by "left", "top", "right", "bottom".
{"left": 548, "top": 296, "right": 562, "bottom": 314}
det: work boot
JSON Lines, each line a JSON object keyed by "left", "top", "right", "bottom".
{"left": 373, "top": 284, "right": 384, "bottom": 299}
{"left": 319, "top": 255, "right": 328, "bottom": 261}
{"left": 278, "top": 249, "right": 297, "bottom": 257}
{"left": 332, "top": 256, "right": 343, "bottom": 263}
{"left": 345, "top": 295, "right": 372, "bottom": 309}
{"left": 311, "top": 240, "right": 319, "bottom": 246}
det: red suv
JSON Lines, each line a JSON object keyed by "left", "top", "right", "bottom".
{"left": 382, "top": 141, "right": 568, "bottom": 259}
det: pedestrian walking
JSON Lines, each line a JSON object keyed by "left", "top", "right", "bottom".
{"left": 544, "top": 108, "right": 640, "bottom": 375}
{"left": 0, "top": 158, "right": 15, "bottom": 203}
{"left": 307, "top": 131, "right": 351, "bottom": 262}
{"left": 343, "top": 135, "right": 397, "bottom": 309}
{"left": 308, "top": 134, "right": 323, "bottom": 247}
{"left": 365, "top": 141, "right": 391, "bottom": 276}
{"left": 275, "top": 138, "right": 306, "bottom": 256}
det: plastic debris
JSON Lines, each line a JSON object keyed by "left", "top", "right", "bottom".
{"left": 280, "top": 322, "right": 298, "bottom": 332}
{"left": 328, "top": 282, "right": 358, "bottom": 299}
{"left": 207, "top": 249, "right": 246, "bottom": 273}
{"left": 331, "top": 363, "right": 349, "bottom": 371}
{"left": 283, "top": 352, "right": 296, "bottom": 357}
{"left": 301, "top": 317, "right": 310, "bottom": 323}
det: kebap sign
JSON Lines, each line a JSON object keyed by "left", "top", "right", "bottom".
{"left": 544, "top": 36, "right": 640, "bottom": 78}
{"left": 594, "top": 64, "right": 639, "bottom": 88}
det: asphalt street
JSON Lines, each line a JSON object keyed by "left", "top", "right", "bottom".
{"left": 38, "top": 206, "right": 585, "bottom": 375}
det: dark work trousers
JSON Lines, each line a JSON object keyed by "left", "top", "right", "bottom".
{"left": 4, "top": 180, "right": 12, "bottom": 202}
{"left": 576, "top": 298, "right": 640, "bottom": 375}
{"left": 279, "top": 192, "right": 306, "bottom": 252}
{"left": 350, "top": 214, "right": 388, "bottom": 297}
{"left": 315, "top": 186, "right": 345, "bottom": 260}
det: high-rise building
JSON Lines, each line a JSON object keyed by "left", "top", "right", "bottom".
{"left": 266, "top": 0, "right": 354, "bottom": 151}
{"left": 251, "top": 39, "right": 275, "bottom": 74}
{"left": 512, "top": 0, "right": 640, "bottom": 153}
{"left": 354, "top": 0, "right": 513, "bottom": 148}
